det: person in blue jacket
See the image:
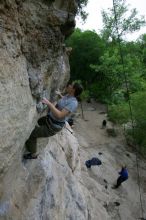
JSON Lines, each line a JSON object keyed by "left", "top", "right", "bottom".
{"left": 113, "top": 165, "right": 128, "bottom": 188}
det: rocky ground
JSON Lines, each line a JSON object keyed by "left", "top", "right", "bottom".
{"left": 73, "top": 101, "right": 146, "bottom": 220}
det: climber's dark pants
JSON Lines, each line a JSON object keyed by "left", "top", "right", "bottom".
{"left": 25, "top": 116, "right": 63, "bottom": 154}
{"left": 115, "top": 176, "right": 128, "bottom": 188}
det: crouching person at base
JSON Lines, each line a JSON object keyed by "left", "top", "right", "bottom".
{"left": 113, "top": 165, "right": 128, "bottom": 188}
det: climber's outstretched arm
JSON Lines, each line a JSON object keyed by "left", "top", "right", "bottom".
{"left": 42, "top": 97, "right": 70, "bottom": 119}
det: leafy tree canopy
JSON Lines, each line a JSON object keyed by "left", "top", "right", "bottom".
{"left": 76, "top": 0, "right": 89, "bottom": 21}
{"left": 101, "top": 0, "right": 146, "bottom": 41}
{"left": 66, "top": 28, "right": 105, "bottom": 85}
{"left": 66, "top": 1, "right": 146, "bottom": 152}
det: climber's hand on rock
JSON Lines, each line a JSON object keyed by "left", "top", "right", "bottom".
{"left": 55, "top": 90, "right": 61, "bottom": 96}
{"left": 42, "top": 97, "right": 50, "bottom": 105}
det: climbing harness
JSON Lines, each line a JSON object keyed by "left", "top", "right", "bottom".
{"left": 112, "top": 0, "right": 145, "bottom": 219}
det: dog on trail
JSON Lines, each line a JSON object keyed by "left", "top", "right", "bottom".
{"left": 102, "top": 119, "right": 107, "bottom": 129}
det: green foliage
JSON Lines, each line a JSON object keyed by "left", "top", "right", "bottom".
{"left": 108, "top": 91, "right": 146, "bottom": 151}
{"left": 66, "top": 27, "right": 146, "bottom": 104}
{"left": 89, "top": 82, "right": 111, "bottom": 103}
{"left": 130, "top": 92, "right": 146, "bottom": 151}
{"left": 101, "top": 0, "right": 146, "bottom": 41}
{"left": 91, "top": 38, "right": 146, "bottom": 100}
{"left": 66, "top": 0, "right": 146, "bottom": 153}
{"left": 90, "top": 47, "right": 123, "bottom": 99}
{"left": 131, "top": 92, "right": 146, "bottom": 126}
{"left": 108, "top": 102, "right": 130, "bottom": 124}
{"left": 65, "top": 0, "right": 146, "bottom": 153}
{"left": 111, "top": 90, "right": 125, "bottom": 104}
{"left": 66, "top": 28, "right": 105, "bottom": 86}
{"left": 138, "top": 34, "right": 146, "bottom": 67}
{"left": 77, "top": 0, "right": 89, "bottom": 21}
{"left": 80, "top": 89, "right": 90, "bottom": 101}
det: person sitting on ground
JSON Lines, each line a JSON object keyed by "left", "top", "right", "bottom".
{"left": 23, "top": 82, "right": 83, "bottom": 159}
{"left": 113, "top": 165, "right": 128, "bottom": 188}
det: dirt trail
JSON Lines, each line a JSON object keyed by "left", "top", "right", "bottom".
{"left": 73, "top": 101, "right": 146, "bottom": 220}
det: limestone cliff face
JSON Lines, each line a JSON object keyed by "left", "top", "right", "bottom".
{"left": 0, "top": 0, "right": 76, "bottom": 174}
{"left": 0, "top": 0, "right": 94, "bottom": 219}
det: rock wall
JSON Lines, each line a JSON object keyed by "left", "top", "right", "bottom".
{"left": 0, "top": 127, "right": 90, "bottom": 220}
{"left": 0, "top": 0, "right": 76, "bottom": 175}
{"left": 0, "top": 0, "right": 98, "bottom": 219}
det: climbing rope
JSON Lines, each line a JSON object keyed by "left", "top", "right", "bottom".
{"left": 80, "top": 100, "right": 85, "bottom": 119}
{"left": 112, "top": 0, "right": 144, "bottom": 219}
